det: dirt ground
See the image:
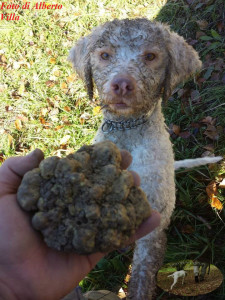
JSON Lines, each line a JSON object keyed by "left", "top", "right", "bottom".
{"left": 157, "top": 268, "right": 223, "bottom": 296}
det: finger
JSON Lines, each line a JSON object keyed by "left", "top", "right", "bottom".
{"left": 0, "top": 149, "right": 44, "bottom": 188}
{"left": 129, "top": 170, "right": 141, "bottom": 186}
{"left": 120, "top": 150, "right": 141, "bottom": 186}
{"left": 120, "top": 150, "right": 132, "bottom": 169}
{"left": 129, "top": 210, "right": 161, "bottom": 243}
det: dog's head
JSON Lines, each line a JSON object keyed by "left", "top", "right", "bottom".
{"left": 69, "top": 18, "right": 202, "bottom": 117}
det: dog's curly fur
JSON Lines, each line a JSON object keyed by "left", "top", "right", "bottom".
{"left": 69, "top": 18, "right": 202, "bottom": 299}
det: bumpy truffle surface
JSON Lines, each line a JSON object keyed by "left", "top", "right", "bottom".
{"left": 17, "top": 141, "right": 151, "bottom": 254}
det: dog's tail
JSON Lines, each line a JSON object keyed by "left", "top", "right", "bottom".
{"left": 174, "top": 156, "right": 223, "bottom": 170}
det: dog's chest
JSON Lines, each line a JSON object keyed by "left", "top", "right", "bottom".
{"left": 94, "top": 124, "right": 175, "bottom": 210}
{"left": 93, "top": 117, "right": 176, "bottom": 220}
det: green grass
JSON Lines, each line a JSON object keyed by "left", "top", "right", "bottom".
{"left": 0, "top": 0, "right": 166, "bottom": 158}
{"left": 0, "top": 0, "right": 225, "bottom": 299}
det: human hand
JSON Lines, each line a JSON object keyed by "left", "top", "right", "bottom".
{"left": 0, "top": 149, "right": 160, "bottom": 300}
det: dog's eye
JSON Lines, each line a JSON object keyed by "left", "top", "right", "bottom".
{"left": 145, "top": 53, "right": 155, "bottom": 61}
{"left": 101, "top": 52, "right": 110, "bottom": 60}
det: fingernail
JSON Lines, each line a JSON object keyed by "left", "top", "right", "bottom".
{"left": 27, "top": 149, "right": 36, "bottom": 157}
{"left": 27, "top": 149, "right": 44, "bottom": 160}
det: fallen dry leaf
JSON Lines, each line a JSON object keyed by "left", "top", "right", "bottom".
{"left": 54, "top": 95, "right": 60, "bottom": 101}
{"left": 46, "top": 48, "right": 53, "bottom": 55}
{"left": 45, "top": 80, "right": 56, "bottom": 88}
{"left": 49, "top": 57, "right": 56, "bottom": 64}
{"left": 203, "top": 144, "right": 214, "bottom": 151}
{"left": 8, "top": 134, "right": 13, "bottom": 146}
{"left": 60, "top": 135, "right": 70, "bottom": 146}
{"left": 0, "top": 55, "right": 7, "bottom": 68}
{"left": 62, "top": 116, "right": 71, "bottom": 125}
{"left": 217, "top": 21, "right": 224, "bottom": 33}
{"left": 204, "top": 124, "right": 219, "bottom": 140}
{"left": 5, "top": 106, "right": 13, "bottom": 112}
{"left": 54, "top": 125, "right": 64, "bottom": 131}
{"left": 64, "top": 106, "right": 71, "bottom": 112}
{"left": 12, "top": 91, "right": 21, "bottom": 99}
{"left": 201, "top": 116, "right": 215, "bottom": 125}
{"left": 66, "top": 73, "right": 76, "bottom": 83}
{"left": 80, "top": 118, "right": 85, "bottom": 125}
{"left": 196, "top": 31, "right": 205, "bottom": 39}
{"left": 206, "top": 181, "right": 217, "bottom": 199}
{"left": 202, "top": 151, "right": 214, "bottom": 157}
{"left": 46, "top": 98, "right": 55, "bottom": 107}
{"left": 15, "top": 119, "right": 22, "bottom": 131}
{"left": 219, "top": 179, "right": 225, "bottom": 189}
{"left": 197, "top": 77, "right": 206, "bottom": 88}
{"left": 75, "top": 99, "right": 81, "bottom": 107}
{"left": 39, "top": 116, "right": 52, "bottom": 128}
{"left": 40, "top": 108, "right": 48, "bottom": 117}
{"left": 52, "top": 148, "right": 74, "bottom": 157}
{"left": 49, "top": 108, "right": 59, "bottom": 116}
{"left": 13, "top": 60, "right": 30, "bottom": 70}
{"left": 61, "top": 82, "right": 68, "bottom": 89}
{"left": 43, "top": 123, "right": 52, "bottom": 129}
{"left": 124, "top": 273, "right": 131, "bottom": 284}
{"left": 118, "top": 288, "right": 126, "bottom": 299}
{"left": 0, "top": 54, "right": 7, "bottom": 63}
{"left": 39, "top": 117, "right": 47, "bottom": 124}
{"left": 206, "top": 181, "right": 223, "bottom": 210}
{"left": 179, "top": 131, "right": 191, "bottom": 139}
{"left": 196, "top": 20, "right": 208, "bottom": 30}
{"left": 17, "top": 115, "right": 28, "bottom": 122}
{"left": 80, "top": 112, "right": 90, "bottom": 125}
{"left": 181, "top": 224, "right": 195, "bottom": 234}
{"left": 211, "top": 196, "right": 223, "bottom": 210}
{"left": 172, "top": 124, "right": 181, "bottom": 136}
{"left": 93, "top": 106, "right": 101, "bottom": 116}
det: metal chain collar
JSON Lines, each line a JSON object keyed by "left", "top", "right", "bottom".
{"left": 101, "top": 115, "right": 148, "bottom": 133}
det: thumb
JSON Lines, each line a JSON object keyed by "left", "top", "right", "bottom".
{"left": 0, "top": 149, "right": 44, "bottom": 190}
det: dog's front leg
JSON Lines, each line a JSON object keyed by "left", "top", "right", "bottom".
{"left": 127, "top": 227, "right": 167, "bottom": 300}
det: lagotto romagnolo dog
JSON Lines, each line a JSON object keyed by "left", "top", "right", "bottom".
{"left": 168, "top": 270, "right": 187, "bottom": 290}
{"left": 69, "top": 18, "right": 222, "bottom": 299}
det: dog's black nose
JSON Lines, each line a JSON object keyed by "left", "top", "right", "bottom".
{"left": 111, "top": 77, "right": 135, "bottom": 96}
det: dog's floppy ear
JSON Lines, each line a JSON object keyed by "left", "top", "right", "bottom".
{"left": 163, "top": 30, "right": 202, "bottom": 101}
{"left": 69, "top": 36, "right": 94, "bottom": 99}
